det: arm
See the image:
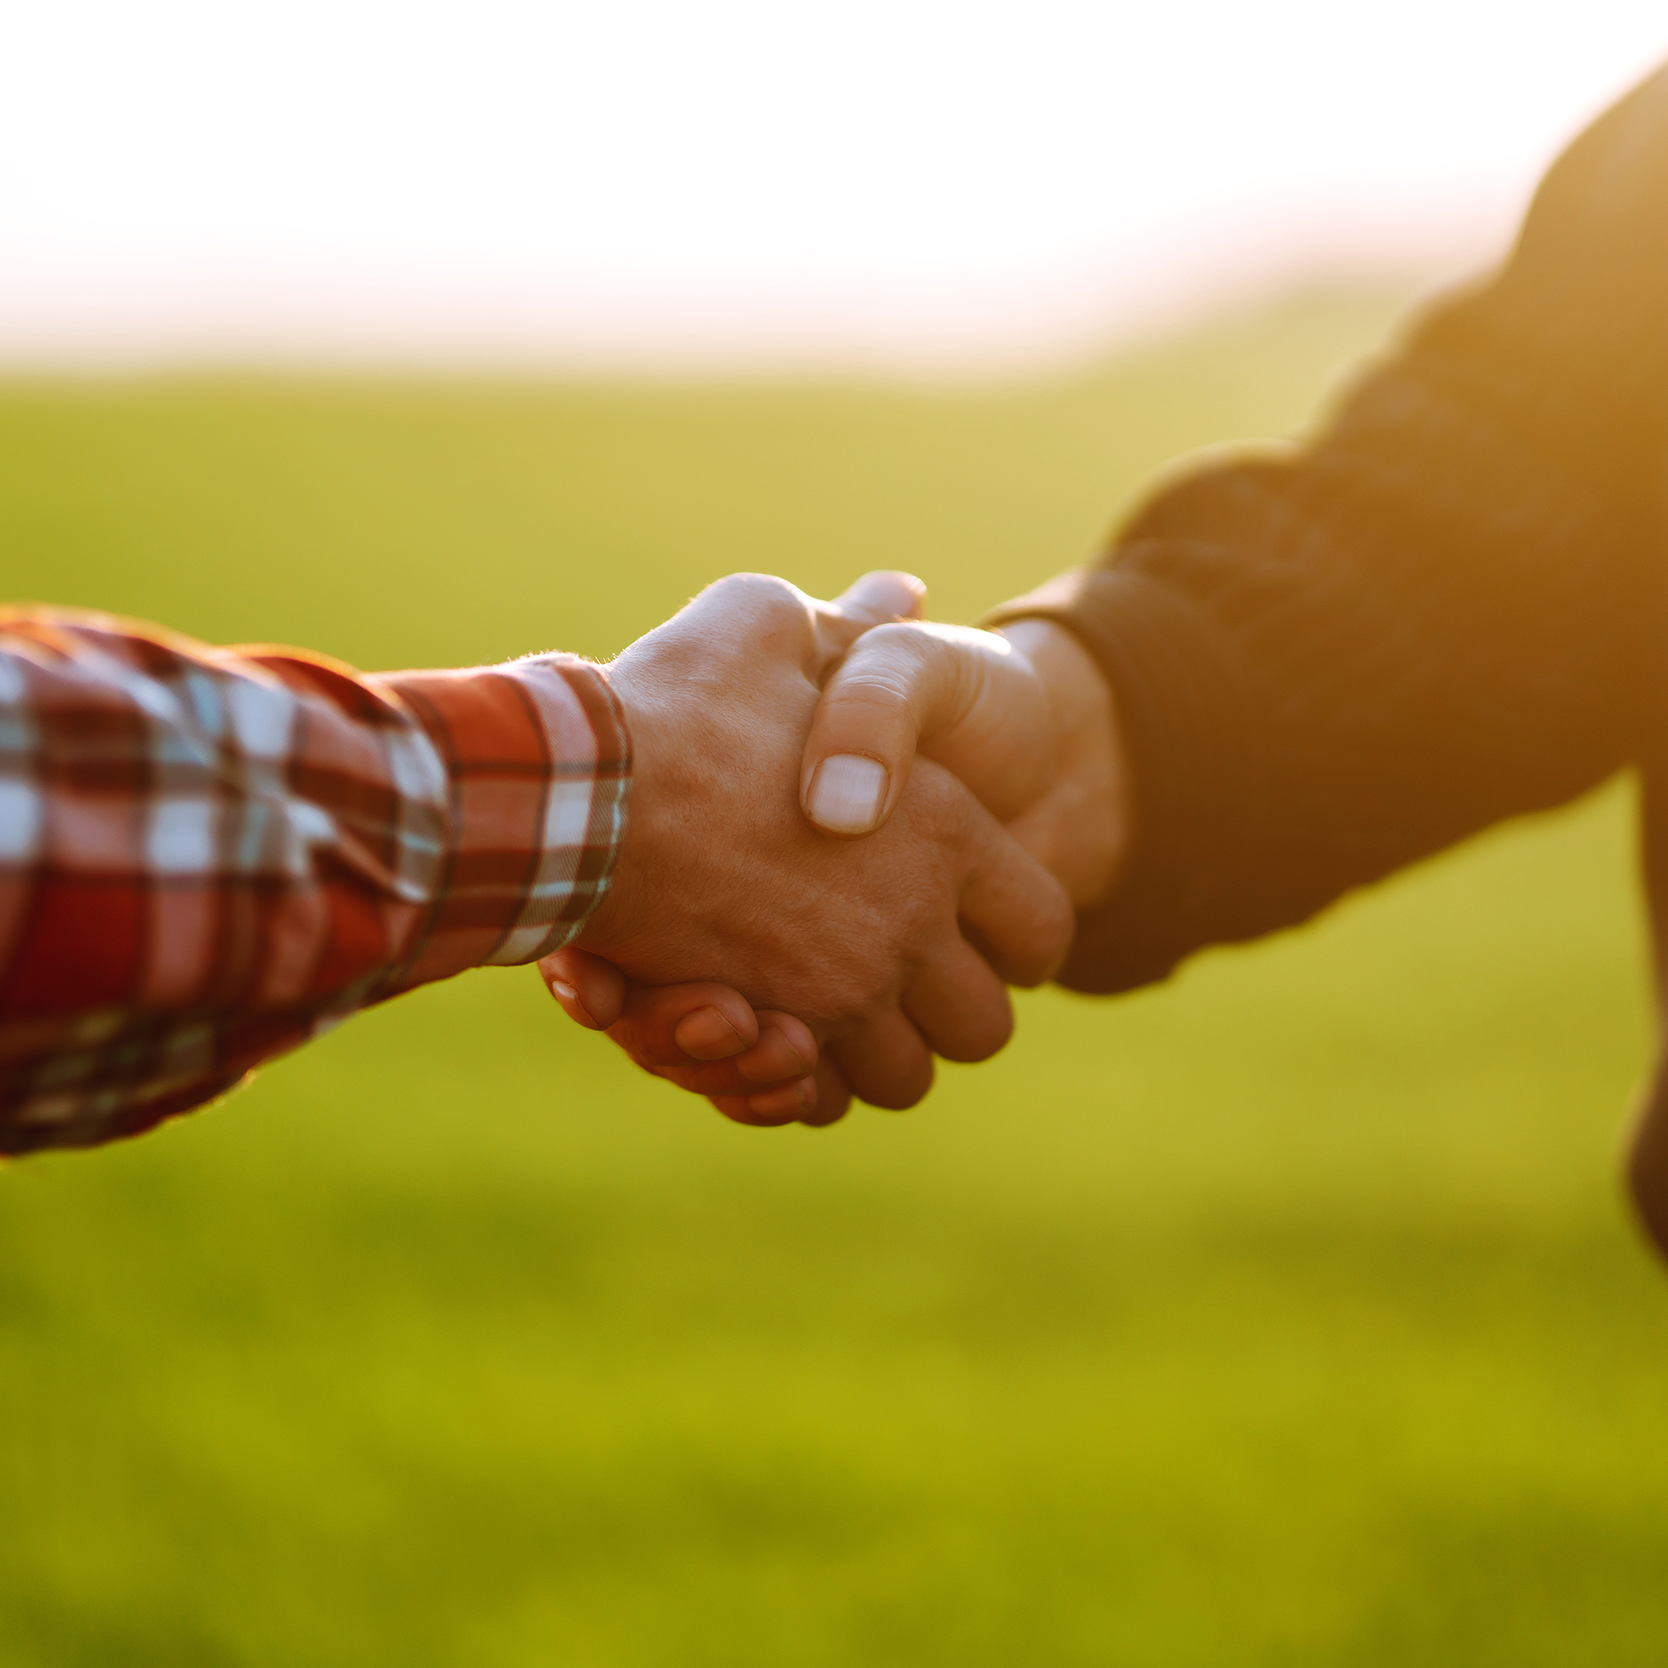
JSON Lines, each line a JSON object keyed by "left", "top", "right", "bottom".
{"left": 992, "top": 60, "right": 1668, "bottom": 992}
{"left": 571, "top": 62, "right": 1668, "bottom": 1110}
{"left": 2, "top": 579, "right": 1072, "bottom": 1152}
{"left": 0, "top": 608, "right": 628, "bottom": 1153}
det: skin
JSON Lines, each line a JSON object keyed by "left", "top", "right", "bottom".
{"left": 558, "top": 579, "right": 1668, "bottom": 1285}
{"left": 538, "top": 573, "right": 1076, "bottom": 1127}
{"left": 801, "top": 613, "right": 1128, "bottom": 909}
{"left": 545, "top": 581, "right": 1129, "bottom": 1125}
{"left": 550, "top": 67, "right": 1668, "bottom": 1225}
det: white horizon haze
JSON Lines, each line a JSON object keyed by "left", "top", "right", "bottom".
{"left": 3, "top": 0, "right": 1667, "bottom": 373}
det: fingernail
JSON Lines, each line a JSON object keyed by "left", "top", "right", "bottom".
{"left": 550, "top": 980, "right": 598, "bottom": 1027}
{"left": 673, "top": 1005, "right": 745, "bottom": 1058}
{"left": 807, "top": 755, "right": 889, "bottom": 834}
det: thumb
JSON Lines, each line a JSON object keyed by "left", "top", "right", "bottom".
{"left": 539, "top": 946, "right": 628, "bottom": 1029}
{"left": 799, "top": 621, "right": 1052, "bottom": 837}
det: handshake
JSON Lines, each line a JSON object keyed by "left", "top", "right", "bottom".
{"left": 541, "top": 568, "right": 1129, "bottom": 1127}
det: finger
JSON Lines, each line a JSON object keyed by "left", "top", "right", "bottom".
{"left": 660, "top": 1058, "right": 810, "bottom": 1094}
{"left": 800, "top": 622, "right": 960, "bottom": 837}
{"left": 539, "top": 947, "right": 627, "bottom": 1030}
{"left": 709, "top": 1051, "right": 852, "bottom": 1129}
{"left": 832, "top": 569, "right": 927, "bottom": 625}
{"left": 807, "top": 571, "right": 929, "bottom": 678}
{"left": 800, "top": 621, "right": 1050, "bottom": 836}
{"left": 956, "top": 803, "right": 1077, "bottom": 988}
{"left": 900, "top": 936, "right": 1015, "bottom": 1064}
{"left": 828, "top": 1007, "right": 935, "bottom": 1111}
{"left": 708, "top": 1074, "right": 818, "bottom": 1128}
{"left": 609, "top": 982, "right": 762, "bottom": 1071}
{"left": 800, "top": 1054, "right": 852, "bottom": 1127}
{"left": 736, "top": 1012, "right": 819, "bottom": 1083}
{"left": 737, "top": 1078, "right": 819, "bottom": 1121}
{"left": 651, "top": 1016, "right": 819, "bottom": 1096}
{"left": 636, "top": 570, "right": 925, "bottom": 704}
{"left": 642, "top": 570, "right": 921, "bottom": 688}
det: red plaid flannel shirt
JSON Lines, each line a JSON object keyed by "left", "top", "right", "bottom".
{"left": 0, "top": 609, "right": 631, "bottom": 1154}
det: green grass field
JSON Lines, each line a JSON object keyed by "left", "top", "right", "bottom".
{"left": 2, "top": 293, "right": 1666, "bottom": 1667}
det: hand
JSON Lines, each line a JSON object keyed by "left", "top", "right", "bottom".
{"left": 539, "top": 573, "right": 1076, "bottom": 1125}
{"left": 798, "top": 613, "right": 1128, "bottom": 907}
{"left": 548, "top": 593, "right": 1131, "bottom": 1125}
{"left": 545, "top": 945, "right": 833, "bottom": 1127}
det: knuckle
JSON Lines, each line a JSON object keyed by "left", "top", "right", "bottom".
{"left": 670, "top": 573, "right": 819, "bottom": 673}
{"left": 702, "top": 572, "right": 810, "bottom": 625}
{"left": 845, "top": 621, "right": 936, "bottom": 679}
{"left": 823, "top": 674, "right": 913, "bottom": 723}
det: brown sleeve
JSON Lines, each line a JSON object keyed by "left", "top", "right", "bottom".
{"left": 988, "top": 61, "right": 1668, "bottom": 993}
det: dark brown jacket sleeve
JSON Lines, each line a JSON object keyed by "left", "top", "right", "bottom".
{"left": 990, "top": 62, "right": 1668, "bottom": 994}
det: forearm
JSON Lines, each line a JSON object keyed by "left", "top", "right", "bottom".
{"left": 1000, "top": 359, "right": 1657, "bottom": 990}
{"left": 991, "top": 305, "right": 1663, "bottom": 992}
{"left": 0, "top": 609, "right": 629, "bottom": 1152}
{"left": 983, "top": 67, "right": 1668, "bottom": 994}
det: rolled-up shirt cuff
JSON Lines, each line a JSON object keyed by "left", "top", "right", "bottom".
{"left": 372, "top": 654, "right": 632, "bottom": 987}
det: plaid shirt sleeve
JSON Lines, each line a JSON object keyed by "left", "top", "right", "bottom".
{"left": 0, "top": 608, "right": 631, "bottom": 1155}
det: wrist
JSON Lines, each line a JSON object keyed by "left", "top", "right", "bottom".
{"left": 995, "top": 619, "right": 1131, "bottom": 909}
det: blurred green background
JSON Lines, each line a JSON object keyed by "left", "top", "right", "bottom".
{"left": 3, "top": 293, "right": 1667, "bottom": 1667}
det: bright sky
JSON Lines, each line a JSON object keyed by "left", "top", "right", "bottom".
{"left": 2, "top": 0, "right": 1666, "bottom": 369}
